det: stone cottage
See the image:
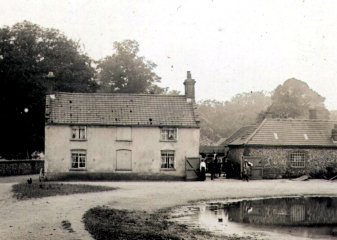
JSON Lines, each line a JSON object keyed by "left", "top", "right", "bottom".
{"left": 226, "top": 118, "right": 337, "bottom": 179}
{"left": 44, "top": 72, "right": 200, "bottom": 179}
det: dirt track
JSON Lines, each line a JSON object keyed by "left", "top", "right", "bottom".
{"left": 0, "top": 176, "right": 337, "bottom": 240}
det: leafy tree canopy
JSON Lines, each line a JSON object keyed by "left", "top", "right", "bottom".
{"left": 98, "top": 40, "right": 164, "bottom": 93}
{"left": 0, "top": 21, "right": 97, "bottom": 158}
{"left": 265, "top": 78, "right": 329, "bottom": 119}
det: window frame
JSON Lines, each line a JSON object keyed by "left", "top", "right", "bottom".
{"left": 160, "top": 128, "right": 177, "bottom": 142}
{"left": 289, "top": 151, "right": 306, "bottom": 168}
{"left": 70, "top": 150, "right": 87, "bottom": 170}
{"left": 160, "top": 150, "right": 175, "bottom": 170}
{"left": 70, "top": 126, "right": 87, "bottom": 141}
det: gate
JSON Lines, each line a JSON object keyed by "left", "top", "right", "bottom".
{"left": 185, "top": 157, "right": 200, "bottom": 180}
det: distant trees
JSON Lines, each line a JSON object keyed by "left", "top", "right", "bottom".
{"left": 263, "top": 78, "right": 329, "bottom": 119}
{"left": 97, "top": 40, "right": 165, "bottom": 94}
{"left": 0, "top": 21, "right": 97, "bottom": 158}
{"left": 198, "top": 91, "right": 271, "bottom": 144}
{"left": 199, "top": 79, "right": 333, "bottom": 144}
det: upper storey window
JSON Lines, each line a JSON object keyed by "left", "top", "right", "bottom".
{"left": 71, "top": 126, "right": 86, "bottom": 140}
{"left": 160, "top": 128, "right": 177, "bottom": 141}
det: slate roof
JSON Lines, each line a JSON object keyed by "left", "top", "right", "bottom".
{"left": 45, "top": 92, "right": 199, "bottom": 128}
{"left": 227, "top": 118, "right": 337, "bottom": 147}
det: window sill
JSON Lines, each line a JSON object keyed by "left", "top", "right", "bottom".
{"left": 69, "top": 168, "right": 87, "bottom": 171}
{"left": 70, "top": 139, "right": 87, "bottom": 142}
{"left": 160, "top": 168, "right": 176, "bottom": 171}
{"left": 116, "top": 140, "right": 132, "bottom": 142}
{"left": 160, "top": 140, "right": 177, "bottom": 143}
{"left": 290, "top": 166, "right": 305, "bottom": 169}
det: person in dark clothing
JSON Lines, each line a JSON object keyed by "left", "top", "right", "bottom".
{"left": 217, "top": 157, "right": 222, "bottom": 178}
{"left": 210, "top": 159, "right": 215, "bottom": 180}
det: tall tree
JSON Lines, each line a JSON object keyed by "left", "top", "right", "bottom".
{"left": 0, "top": 21, "right": 97, "bottom": 158}
{"left": 98, "top": 40, "right": 164, "bottom": 93}
{"left": 265, "top": 78, "right": 329, "bottom": 119}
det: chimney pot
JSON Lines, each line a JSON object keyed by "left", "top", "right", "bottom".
{"left": 332, "top": 128, "right": 337, "bottom": 142}
{"left": 187, "top": 71, "right": 191, "bottom": 79}
{"left": 309, "top": 109, "right": 317, "bottom": 119}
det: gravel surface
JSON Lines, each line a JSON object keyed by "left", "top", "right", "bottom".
{"left": 0, "top": 175, "right": 337, "bottom": 240}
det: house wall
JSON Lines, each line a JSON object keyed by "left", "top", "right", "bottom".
{"left": 228, "top": 146, "right": 337, "bottom": 178}
{"left": 45, "top": 125, "right": 200, "bottom": 177}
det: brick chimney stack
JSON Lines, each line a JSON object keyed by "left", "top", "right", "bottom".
{"left": 331, "top": 124, "right": 337, "bottom": 142}
{"left": 184, "top": 71, "right": 196, "bottom": 103}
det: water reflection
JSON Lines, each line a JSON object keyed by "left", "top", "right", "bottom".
{"left": 170, "top": 197, "right": 337, "bottom": 239}
{"left": 229, "top": 197, "right": 337, "bottom": 226}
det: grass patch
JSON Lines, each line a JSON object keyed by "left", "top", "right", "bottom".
{"left": 83, "top": 206, "right": 254, "bottom": 240}
{"left": 12, "top": 182, "right": 116, "bottom": 200}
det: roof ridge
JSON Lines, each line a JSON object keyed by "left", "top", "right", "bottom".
{"left": 269, "top": 118, "right": 337, "bottom": 123}
{"left": 244, "top": 118, "right": 267, "bottom": 144}
{"left": 52, "top": 92, "right": 186, "bottom": 98}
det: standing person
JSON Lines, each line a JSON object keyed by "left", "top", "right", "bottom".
{"left": 242, "top": 160, "right": 253, "bottom": 181}
{"left": 210, "top": 153, "right": 216, "bottom": 180}
{"left": 199, "top": 159, "right": 206, "bottom": 181}
{"left": 217, "top": 157, "right": 222, "bottom": 178}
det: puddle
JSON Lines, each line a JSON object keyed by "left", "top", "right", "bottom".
{"left": 169, "top": 197, "right": 337, "bottom": 239}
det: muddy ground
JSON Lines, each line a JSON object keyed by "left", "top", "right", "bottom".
{"left": 0, "top": 175, "right": 336, "bottom": 240}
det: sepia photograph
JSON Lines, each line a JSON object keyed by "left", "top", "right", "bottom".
{"left": 1, "top": 0, "right": 337, "bottom": 239}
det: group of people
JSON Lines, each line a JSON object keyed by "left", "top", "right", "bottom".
{"left": 199, "top": 153, "right": 222, "bottom": 181}
{"left": 199, "top": 153, "right": 253, "bottom": 181}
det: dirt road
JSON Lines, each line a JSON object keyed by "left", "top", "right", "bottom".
{"left": 0, "top": 176, "right": 336, "bottom": 240}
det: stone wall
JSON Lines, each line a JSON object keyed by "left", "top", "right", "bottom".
{"left": 228, "top": 146, "right": 337, "bottom": 178}
{"left": 0, "top": 160, "right": 44, "bottom": 176}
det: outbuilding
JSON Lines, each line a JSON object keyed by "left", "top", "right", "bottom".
{"left": 226, "top": 118, "right": 337, "bottom": 179}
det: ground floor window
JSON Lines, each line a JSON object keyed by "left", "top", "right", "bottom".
{"left": 161, "top": 150, "right": 175, "bottom": 169}
{"left": 289, "top": 152, "right": 306, "bottom": 168}
{"left": 71, "top": 150, "right": 86, "bottom": 169}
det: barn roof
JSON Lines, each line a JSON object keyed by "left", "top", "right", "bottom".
{"left": 224, "top": 125, "right": 257, "bottom": 145}
{"left": 227, "top": 118, "right": 337, "bottom": 147}
{"left": 45, "top": 92, "right": 199, "bottom": 128}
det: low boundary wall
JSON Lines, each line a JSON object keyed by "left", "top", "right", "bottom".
{"left": 0, "top": 160, "right": 44, "bottom": 176}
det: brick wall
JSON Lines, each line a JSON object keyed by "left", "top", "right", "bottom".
{"left": 0, "top": 160, "right": 44, "bottom": 176}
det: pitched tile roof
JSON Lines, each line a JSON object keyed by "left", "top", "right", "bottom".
{"left": 45, "top": 92, "right": 199, "bottom": 128}
{"left": 227, "top": 118, "right": 337, "bottom": 147}
{"left": 224, "top": 125, "right": 258, "bottom": 145}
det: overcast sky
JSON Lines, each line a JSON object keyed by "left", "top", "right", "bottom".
{"left": 2, "top": 0, "right": 337, "bottom": 109}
